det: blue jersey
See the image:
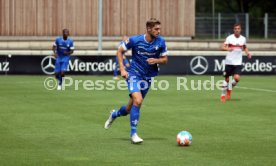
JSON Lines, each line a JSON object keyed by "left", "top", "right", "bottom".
{"left": 54, "top": 37, "right": 74, "bottom": 59}
{"left": 121, "top": 34, "right": 168, "bottom": 77}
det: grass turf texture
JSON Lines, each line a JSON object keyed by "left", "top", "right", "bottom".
{"left": 0, "top": 75, "right": 275, "bottom": 166}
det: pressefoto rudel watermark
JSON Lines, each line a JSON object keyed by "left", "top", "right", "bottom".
{"left": 44, "top": 76, "right": 224, "bottom": 91}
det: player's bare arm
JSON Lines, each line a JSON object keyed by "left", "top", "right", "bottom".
{"left": 243, "top": 45, "right": 251, "bottom": 59}
{"left": 117, "top": 46, "right": 128, "bottom": 78}
{"left": 52, "top": 45, "right": 57, "bottom": 57}
{"left": 146, "top": 56, "right": 168, "bottom": 65}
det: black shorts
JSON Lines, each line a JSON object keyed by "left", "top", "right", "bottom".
{"left": 223, "top": 65, "right": 242, "bottom": 77}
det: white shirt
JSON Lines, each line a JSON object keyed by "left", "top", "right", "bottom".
{"left": 224, "top": 34, "right": 246, "bottom": 65}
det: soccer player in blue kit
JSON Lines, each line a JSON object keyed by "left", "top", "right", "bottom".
{"left": 52, "top": 29, "right": 74, "bottom": 90}
{"left": 104, "top": 18, "right": 168, "bottom": 144}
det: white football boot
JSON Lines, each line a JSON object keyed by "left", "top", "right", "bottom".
{"left": 113, "top": 76, "right": 120, "bottom": 80}
{"left": 104, "top": 110, "right": 115, "bottom": 129}
{"left": 57, "top": 85, "right": 62, "bottom": 90}
{"left": 131, "top": 133, "right": 143, "bottom": 144}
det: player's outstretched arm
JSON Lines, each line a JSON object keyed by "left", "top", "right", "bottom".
{"left": 146, "top": 56, "right": 168, "bottom": 65}
{"left": 117, "top": 46, "right": 128, "bottom": 78}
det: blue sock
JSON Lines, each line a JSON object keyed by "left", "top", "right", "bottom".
{"left": 112, "top": 105, "right": 128, "bottom": 118}
{"left": 130, "top": 105, "right": 140, "bottom": 137}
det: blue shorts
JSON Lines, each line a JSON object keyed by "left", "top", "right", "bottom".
{"left": 55, "top": 56, "right": 70, "bottom": 73}
{"left": 126, "top": 74, "right": 152, "bottom": 99}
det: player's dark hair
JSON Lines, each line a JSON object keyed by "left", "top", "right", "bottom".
{"left": 146, "top": 18, "right": 161, "bottom": 29}
{"left": 62, "top": 28, "right": 69, "bottom": 33}
{"left": 234, "top": 23, "right": 241, "bottom": 28}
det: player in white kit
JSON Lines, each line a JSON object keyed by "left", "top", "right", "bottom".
{"left": 220, "top": 23, "right": 252, "bottom": 102}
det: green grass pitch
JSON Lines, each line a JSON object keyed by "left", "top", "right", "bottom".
{"left": 0, "top": 75, "right": 276, "bottom": 166}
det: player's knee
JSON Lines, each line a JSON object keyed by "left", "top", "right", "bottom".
{"left": 133, "top": 97, "right": 143, "bottom": 106}
{"left": 234, "top": 75, "right": 240, "bottom": 82}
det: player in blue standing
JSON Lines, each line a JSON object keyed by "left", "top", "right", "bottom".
{"left": 104, "top": 18, "right": 168, "bottom": 144}
{"left": 113, "top": 35, "right": 130, "bottom": 80}
{"left": 52, "top": 29, "right": 74, "bottom": 90}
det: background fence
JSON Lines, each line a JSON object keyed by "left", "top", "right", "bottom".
{"left": 1, "top": 0, "right": 275, "bottom": 40}
{"left": 196, "top": 13, "right": 276, "bottom": 39}
{"left": 0, "top": 0, "right": 195, "bottom": 37}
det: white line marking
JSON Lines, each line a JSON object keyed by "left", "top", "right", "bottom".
{"left": 236, "top": 86, "right": 276, "bottom": 93}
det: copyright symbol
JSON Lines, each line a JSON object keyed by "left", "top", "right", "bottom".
{"left": 44, "top": 77, "right": 57, "bottom": 90}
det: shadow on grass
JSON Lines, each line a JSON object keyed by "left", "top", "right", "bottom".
{"left": 217, "top": 98, "right": 242, "bottom": 102}
{"left": 113, "top": 137, "right": 167, "bottom": 141}
{"left": 228, "top": 98, "right": 241, "bottom": 101}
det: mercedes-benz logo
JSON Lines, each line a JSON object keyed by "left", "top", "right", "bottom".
{"left": 41, "top": 56, "right": 56, "bottom": 75}
{"left": 190, "top": 56, "right": 208, "bottom": 75}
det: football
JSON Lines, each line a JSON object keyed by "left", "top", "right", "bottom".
{"left": 176, "top": 131, "right": 192, "bottom": 146}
